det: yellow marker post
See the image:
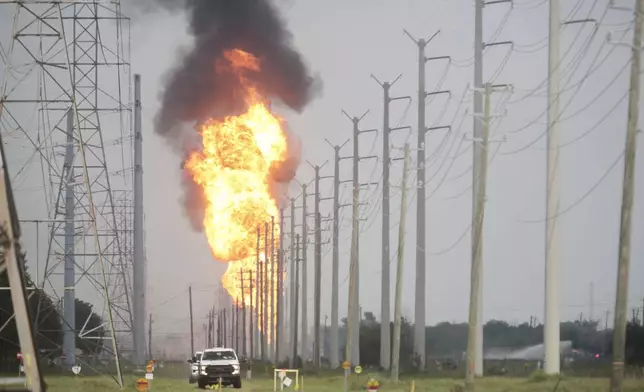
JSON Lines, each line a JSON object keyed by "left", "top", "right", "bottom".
{"left": 354, "top": 365, "right": 362, "bottom": 385}
{"left": 135, "top": 378, "right": 148, "bottom": 392}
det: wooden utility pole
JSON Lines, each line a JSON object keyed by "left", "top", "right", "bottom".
{"left": 189, "top": 286, "right": 194, "bottom": 355}
{"left": 610, "top": 1, "right": 643, "bottom": 390}
{"left": 391, "top": 143, "right": 410, "bottom": 382}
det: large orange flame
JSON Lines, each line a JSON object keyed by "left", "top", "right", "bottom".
{"left": 184, "top": 49, "right": 284, "bottom": 338}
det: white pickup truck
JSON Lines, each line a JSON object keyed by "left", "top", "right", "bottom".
{"left": 189, "top": 347, "right": 242, "bottom": 389}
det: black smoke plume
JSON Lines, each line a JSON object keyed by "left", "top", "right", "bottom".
{"left": 150, "top": 0, "right": 320, "bottom": 231}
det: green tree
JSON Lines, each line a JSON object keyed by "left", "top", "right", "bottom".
{"left": 0, "top": 252, "right": 62, "bottom": 364}
{"left": 0, "top": 250, "right": 105, "bottom": 362}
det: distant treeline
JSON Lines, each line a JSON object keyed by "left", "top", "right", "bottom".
{"left": 312, "top": 311, "right": 644, "bottom": 370}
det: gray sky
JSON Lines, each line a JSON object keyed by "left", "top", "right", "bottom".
{"left": 2, "top": 0, "right": 643, "bottom": 355}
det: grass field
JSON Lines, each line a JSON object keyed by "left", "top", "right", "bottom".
{"left": 40, "top": 374, "right": 644, "bottom": 391}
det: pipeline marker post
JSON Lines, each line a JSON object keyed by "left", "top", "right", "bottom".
{"left": 145, "top": 362, "right": 154, "bottom": 390}
{"left": 273, "top": 368, "right": 299, "bottom": 391}
{"left": 355, "top": 365, "right": 362, "bottom": 385}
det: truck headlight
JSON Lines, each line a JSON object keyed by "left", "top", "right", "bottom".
{"left": 232, "top": 364, "right": 240, "bottom": 374}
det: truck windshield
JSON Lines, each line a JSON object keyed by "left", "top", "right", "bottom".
{"left": 202, "top": 350, "right": 236, "bottom": 361}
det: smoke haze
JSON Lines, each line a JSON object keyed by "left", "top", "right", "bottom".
{"left": 149, "top": 0, "right": 321, "bottom": 230}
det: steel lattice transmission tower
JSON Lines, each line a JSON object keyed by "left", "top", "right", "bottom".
{"left": 0, "top": 0, "right": 137, "bottom": 387}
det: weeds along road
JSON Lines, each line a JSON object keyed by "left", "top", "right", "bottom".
{"left": 42, "top": 374, "right": 644, "bottom": 392}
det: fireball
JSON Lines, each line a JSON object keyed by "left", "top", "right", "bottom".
{"left": 184, "top": 49, "right": 286, "bottom": 336}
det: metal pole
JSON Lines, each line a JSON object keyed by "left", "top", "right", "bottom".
{"left": 270, "top": 216, "right": 276, "bottom": 361}
{"left": 289, "top": 199, "right": 296, "bottom": 360}
{"left": 249, "top": 269, "right": 254, "bottom": 359}
{"left": 466, "top": 83, "right": 492, "bottom": 389}
{"left": 211, "top": 308, "right": 215, "bottom": 347}
{"left": 590, "top": 282, "right": 594, "bottom": 322}
{"left": 544, "top": 0, "right": 561, "bottom": 376}
{"left": 277, "top": 208, "right": 284, "bottom": 361}
{"left": 324, "top": 315, "right": 328, "bottom": 360}
{"left": 263, "top": 222, "right": 269, "bottom": 361}
{"left": 260, "top": 227, "right": 265, "bottom": 357}
{"left": 148, "top": 314, "right": 152, "bottom": 360}
{"left": 206, "top": 310, "right": 211, "bottom": 348}
{"left": 610, "top": 1, "right": 643, "bottom": 390}
{"left": 471, "top": 0, "right": 485, "bottom": 376}
{"left": 232, "top": 294, "right": 237, "bottom": 351}
{"left": 63, "top": 108, "right": 76, "bottom": 368}
{"left": 391, "top": 143, "right": 410, "bottom": 382}
{"left": 330, "top": 146, "right": 341, "bottom": 369}
{"left": 217, "top": 309, "right": 221, "bottom": 347}
{"left": 133, "top": 73, "right": 146, "bottom": 366}
{"left": 291, "top": 234, "right": 301, "bottom": 367}
{"left": 346, "top": 117, "right": 361, "bottom": 367}
{"left": 415, "top": 38, "right": 428, "bottom": 371}
{"left": 381, "top": 81, "right": 392, "bottom": 371}
{"left": 189, "top": 286, "right": 194, "bottom": 355}
{"left": 223, "top": 307, "right": 227, "bottom": 348}
{"left": 301, "top": 184, "right": 309, "bottom": 362}
{"left": 241, "top": 270, "right": 246, "bottom": 356}
{"left": 255, "top": 226, "right": 261, "bottom": 358}
{"left": 371, "top": 74, "right": 410, "bottom": 370}
{"left": 313, "top": 167, "right": 322, "bottom": 368}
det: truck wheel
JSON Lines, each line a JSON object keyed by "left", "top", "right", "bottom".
{"left": 233, "top": 376, "right": 242, "bottom": 389}
{"left": 197, "top": 379, "right": 207, "bottom": 389}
